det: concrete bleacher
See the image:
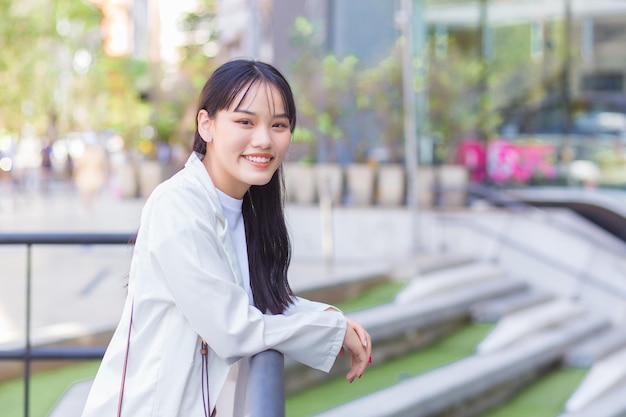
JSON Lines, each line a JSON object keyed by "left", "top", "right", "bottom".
{"left": 476, "top": 299, "right": 588, "bottom": 354}
{"left": 564, "top": 324, "right": 626, "bottom": 368}
{"left": 393, "top": 262, "right": 506, "bottom": 303}
{"left": 470, "top": 289, "right": 555, "bottom": 322}
{"left": 290, "top": 259, "right": 623, "bottom": 417}
{"left": 564, "top": 344, "right": 626, "bottom": 413}
{"left": 285, "top": 262, "right": 527, "bottom": 392}
{"left": 557, "top": 383, "right": 626, "bottom": 417}
{"left": 313, "top": 314, "right": 609, "bottom": 417}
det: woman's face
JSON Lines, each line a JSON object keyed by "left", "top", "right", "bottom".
{"left": 199, "top": 82, "right": 292, "bottom": 199}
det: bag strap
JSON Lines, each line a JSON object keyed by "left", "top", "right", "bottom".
{"left": 115, "top": 301, "right": 212, "bottom": 417}
{"left": 201, "top": 339, "right": 210, "bottom": 417}
{"left": 117, "top": 301, "right": 134, "bottom": 417}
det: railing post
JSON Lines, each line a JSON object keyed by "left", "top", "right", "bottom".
{"left": 246, "top": 350, "right": 285, "bottom": 417}
{"left": 24, "top": 243, "right": 32, "bottom": 417}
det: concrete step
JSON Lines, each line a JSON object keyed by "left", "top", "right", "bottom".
{"left": 312, "top": 314, "right": 609, "bottom": 417}
{"left": 48, "top": 378, "right": 93, "bottom": 417}
{"left": 557, "top": 383, "right": 626, "bottom": 417}
{"left": 394, "top": 262, "right": 507, "bottom": 303}
{"left": 477, "top": 299, "right": 588, "bottom": 354}
{"left": 390, "top": 253, "right": 479, "bottom": 280}
{"left": 564, "top": 345, "right": 626, "bottom": 413}
{"left": 564, "top": 324, "right": 626, "bottom": 368}
{"left": 285, "top": 277, "right": 528, "bottom": 393}
{"left": 471, "top": 289, "right": 555, "bottom": 323}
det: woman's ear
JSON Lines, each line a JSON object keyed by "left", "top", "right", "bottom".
{"left": 197, "top": 109, "right": 213, "bottom": 143}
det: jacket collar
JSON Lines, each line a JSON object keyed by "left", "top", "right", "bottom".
{"left": 184, "top": 151, "right": 224, "bottom": 222}
{"left": 184, "top": 152, "right": 246, "bottom": 289}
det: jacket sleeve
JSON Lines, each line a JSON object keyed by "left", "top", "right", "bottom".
{"left": 284, "top": 297, "right": 338, "bottom": 315}
{"left": 146, "top": 188, "right": 346, "bottom": 372}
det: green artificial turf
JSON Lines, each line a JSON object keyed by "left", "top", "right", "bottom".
{"left": 481, "top": 367, "right": 588, "bottom": 417}
{"left": 334, "top": 280, "right": 407, "bottom": 312}
{"left": 0, "top": 361, "right": 101, "bottom": 417}
{"left": 286, "top": 323, "right": 494, "bottom": 417}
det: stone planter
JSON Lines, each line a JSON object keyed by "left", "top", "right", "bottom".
{"left": 283, "top": 163, "right": 316, "bottom": 204}
{"left": 417, "top": 166, "right": 435, "bottom": 208}
{"left": 138, "top": 161, "right": 164, "bottom": 198}
{"left": 376, "top": 164, "right": 405, "bottom": 206}
{"left": 438, "top": 164, "right": 469, "bottom": 208}
{"left": 407, "top": 165, "right": 468, "bottom": 208}
{"left": 111, "top": 161, "right": 138, "bottom": 199}
{"left": 314, "top": 163, "right": 343, "bottom": 205}
{"left": 345, "top": 163, "right": 376, "bottom": 206}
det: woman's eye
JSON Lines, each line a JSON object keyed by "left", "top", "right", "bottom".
{"left": 237, "top": 120, "right": 252, "bottom": 126}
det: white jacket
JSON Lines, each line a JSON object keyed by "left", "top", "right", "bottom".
{"left": 82, "top": 152, "right": 346, "bottom": 416}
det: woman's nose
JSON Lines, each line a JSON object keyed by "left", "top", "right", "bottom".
{"left": 251, "top": 128, "right": 272, "bottom": 148}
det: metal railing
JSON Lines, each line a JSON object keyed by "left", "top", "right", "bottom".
{"left": 0, "top": 232, "right": 285, "bottom": 417}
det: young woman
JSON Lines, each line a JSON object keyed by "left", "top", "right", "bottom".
{"left": 81, "top": 59, "right": 371, "bottom": 417}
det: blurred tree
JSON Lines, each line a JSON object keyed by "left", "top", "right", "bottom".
{"left": 355, "top": 42, "right": 404, "bottom": 162}
{"left": 426, "top": 19, "right": 570, "bottom": 163}
{"left": 164, "top": 0, "right": 219, "bottom": 150}
{"left": 283, "top": 7, "right": 573, "bottom": 166}
{"left": 288, "top": 17, "right": 358, "bottom": 163}
{"left": 0, "top": 0, "right": 151, "bottom": 147}
{"left": 287, "top": 16, "right": 404, "bottom": 163}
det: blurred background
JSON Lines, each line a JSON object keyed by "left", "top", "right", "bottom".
{"left": 2, "top": 0, "right": 626, "bottom": 199}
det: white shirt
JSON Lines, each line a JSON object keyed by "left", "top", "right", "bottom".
{"left": 216, "top": 189, "right": 251, "bottom": 303}
{"left": 215, "top": 189, "right": 249, "bottom": 416}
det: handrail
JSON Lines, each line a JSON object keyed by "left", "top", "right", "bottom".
{"left": 0, "top": 232, "right": 136, "bottom": 245}
{"left": 440, "top": 183, "right": 626, "bottom": 299}
{"left": 441, "top": 215, "right": 626, "bottom": 298}
{"left": 465, "top": 183, "right": 626, "bottom": 257}
{"left": 246, "top": 350, "right": 285, "bottom": 417}
{"left": 0, "top": 232, "right": 285, "bottom": 417}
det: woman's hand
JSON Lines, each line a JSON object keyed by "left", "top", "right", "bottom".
{"left": 341, "top": 317, "right": 372, "bottom": 383}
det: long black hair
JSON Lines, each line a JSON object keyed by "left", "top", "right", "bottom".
{"left": 193, "top": 59, "right": 295, "bottom": 314}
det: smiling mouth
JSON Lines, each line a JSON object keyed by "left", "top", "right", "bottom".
{"left": 244, "top": 155, "right": 272, "bottom": 164}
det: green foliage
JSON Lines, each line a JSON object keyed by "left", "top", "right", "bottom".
{"left": 288, "top": 25, "right": 361, "bottom": 160}
{"left": 355, "top": 43, "right": 404, "bottom": 152}
{"left": 0, "top": 0, "right": 220, "bottom": 155}
{"left": 293, "top": 127, "right": 315, "bottom": 144}
{"left": 287, "top": 13, "right": 574, "bottom": 165}
{"left": 288, "top": 17, "right": 405, "bottom": 163}
{"left": 0, "top": 0, "right": 153, "bottom": 144}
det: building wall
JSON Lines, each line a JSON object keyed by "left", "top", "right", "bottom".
{"left": 331, "top": 0, "right": 398, "bottom": 68}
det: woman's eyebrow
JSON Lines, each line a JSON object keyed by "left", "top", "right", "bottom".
{"left": 233, "top": 109, "right": 289, "bottom": 119}
{"left": 233, "top": 109, "right": 255, "bottom": 115}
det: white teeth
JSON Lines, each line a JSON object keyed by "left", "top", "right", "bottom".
{"left": 246, "top": 156, "right": 270, "bottom": 163}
